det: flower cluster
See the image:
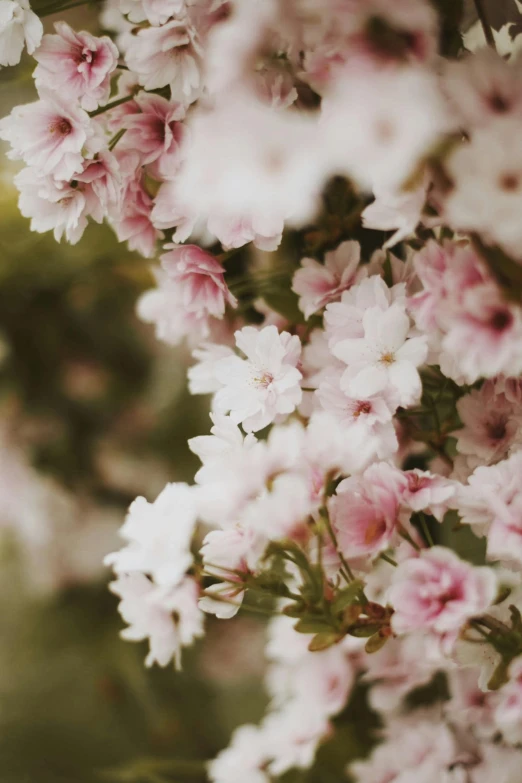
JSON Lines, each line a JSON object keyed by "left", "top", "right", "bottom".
{"left": 5, "top": 0, "right": 522, "bottom": 780}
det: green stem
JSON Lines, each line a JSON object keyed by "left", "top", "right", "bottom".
{"left": 321, "top": 510, "right": 355, "bottom": 583}
{"left": 89, "top": 94, "right": 135, "bottom": 118}
{"left": 38, "top": 0, "right": 96, "bottom": 16}
{"left": 379, "top": 552, "right": 398, "bottom": 567}
{"left": 419, "top": 512, "right": 435, "bottom": 548}
{"left": 108, "top": 128, "right": 127, "bottom": 151}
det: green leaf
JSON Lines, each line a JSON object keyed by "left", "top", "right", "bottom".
{"left": 364, "top": 632, "right": 388, "bottom": 654}
{"left": 487, "top": 659, "right": 510, "bottom": 691}
{"left": 346, "top": 623, "right": 383, "bottom": 638}
{"left": 308, "top": 632, "right": 344, "bottom": 652}
{"left": 294, "top": 617, "right": 334, "bottom": 634}
{"left": 331, "top": 581, "right": 365, "bottom": 614}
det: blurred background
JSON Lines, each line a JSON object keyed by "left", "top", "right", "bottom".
{"left": 0, "top": 10, "right": 270, "bottom": 780}
{"left": 0, "top": 1, "right": 521, "bottom": 781}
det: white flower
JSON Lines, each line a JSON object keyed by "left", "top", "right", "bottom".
{"left": 444, "top": 118, "right": 522, "bottom": 260}
{"left": 104, "top": 482, "right": 198, "bottom": 588}
{"left": 332, "top": 301, "right": 428, "bottom": 407}
{"left": 213, "top": 325, "right": 303, "bottom": 433}
{"left": 110, "top": 573, "right": 204, "bottom": 668}
{"left": 0, "top": 0, "right": 42, "bottom": 67}
{"left": 188, "top": 343, "right": 235, "bottom": 395}
{"left": 208, "top": 724, "right": 270, "bottom": 783}
{"left": 263, "top": 702, "right": 330, "bottom": 776}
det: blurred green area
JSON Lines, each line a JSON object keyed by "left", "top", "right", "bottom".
{"left": 0, "top": 41, "right": 268, "bottom": 783}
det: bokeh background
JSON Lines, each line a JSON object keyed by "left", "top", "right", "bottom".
{"left": 0, "top": 1, "right": 520, "bottom": 781}
{"left": 0, "top": 11, "right": 271, "bottom": 779}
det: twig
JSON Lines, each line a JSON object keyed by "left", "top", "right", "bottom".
{"left": 473, "top": 0, "right": 497, "bottom": 50}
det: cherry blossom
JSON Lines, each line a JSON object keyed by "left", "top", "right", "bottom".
{"left": 212, "top": 326, "right": 302, "bottom": 433}
{"left": 292, "top": 240, "right": 361, "bottom": 319}
{"left": 388, "top": 547, "right": 497, "bottom": 641}
{"left": 34, "top": 22, "right": 118, "bottom": 111}
{"left": 0, "top": 0, "right": 42, "bottom": 67}
{"left": 0, "top": 91, "right": 92, "bottom": 181}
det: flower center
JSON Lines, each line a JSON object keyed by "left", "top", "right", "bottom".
{"left": 379, "top": 351, "right": 395, "bottom": 366}
{"left": 253, "top": 371, "right": 274, "bottom": 389}
{"left": 490, "top": 309, "right": 513, "bottom": 332}
{"left": 49, "top": 118, "right": 73, "bottom": 136}
{"left": 353, "top": 401, "right": 372, "bottom": 418}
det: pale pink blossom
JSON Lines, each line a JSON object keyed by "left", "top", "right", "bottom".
{"left": 161, "top": 244, "right": 236, "bottom": 318}
{"left": 104, "top": 482, "right": 198, "bottom": 588}
{"left": 34, "top": 22, "right": 118, "bottom": 112}
{"left": 363, "top": 634, "right": 436, "bottom": 713}
{"left": 137, "top": 268, "right": 209, "bottom": 346}
{"left": 444, "top": 119, "right": 522, "bottom": 261}
{"left": 388, "top": 547, "right": 497, "bottom": 640}
{"left": 324, "top": 275, "right": 405, "bottom": 349}
{"left": 494, "top": 658, "right": 522, "bottom": 744}
{"left": 121, "top": 93, "right": 186, "bottom": 179}
{"left": 151, "top": 180, "right": 198, "bottom": 240}
{"left": 455, "top": 382, "right": 522, "bottom": 467}
{"left": 0, "top": 0, "right": 42, "bottom": 66}
{"left": 292, "top": 240, "right": 361, "bottom": 319}
{"left": 0, "top": 91, "right": 92, "bottom": 181}
{"left": 456, "top": 452, "right": 522, "bottom": 565}
{"left": 322, "top": 65, "right": 451, "bottom": 192}
{"left": 442, "top": 48, "right": 522, "bottom": 130}
{"left": 137, "top": 242, "right": 238, "bottom": 346}
{"left": 408, "top": 239, "right": 451, "bottom": 332}
{"left": 110, "top": 573, "right": 204, "bottom": 668}
{"left": 176, "top": 91, "right": 328, "bottom": 246}
{"left": 266, "top": 616, "right": 354, "bottom": 717}
{"left": 15, "top": 168, "right": 91, "bottom": 244}
{"left": 333, "top": 300, "right": 428, "bottom": 407}
{"left": 317, "top": 373, "right": 398, "bottom": 460}
{"left": 213, "top": 326, "right": 302, "bottom": 433}
{"left": 187, "top": 343, "right": 235, "bottom": 395}
{"left": 208, "top": 724, "right": 270, "bottom": 783}
{"left": 125, "top": 19, "right": 203, "bottom": 104}
{"left": 113, "top": 153, "right": 163, "bottom": 256}
{"left": 263, "top": 703, "right": 331, "bottom": 776}
{"left": 362, "top": 179, "right": 427, "bottom": 248}
{"left": 329, "top": 461, "right": 406, "bottom": 558}
{"left": 349, "top": 718, "right": 458, "bottom": 783}
{"left": 400, "top": 469, "right": 456, "bottom": 521}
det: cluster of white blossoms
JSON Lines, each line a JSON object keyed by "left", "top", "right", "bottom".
{"left": 6, "top": 0, "right": 522, "bottom": 780}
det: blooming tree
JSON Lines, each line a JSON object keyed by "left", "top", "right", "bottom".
{"left": 4, "top": 0, "right": 522, "bottom": 780}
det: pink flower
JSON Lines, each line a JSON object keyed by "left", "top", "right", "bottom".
{"left": 455, "top": 381, "right": 522, "bottom": 467}
{"left": 113, "top": 153, "right": 163, "bottom": 257}
{"left": 292, "top": 240, "right": 361, "bottom": 319}
{"left": 15, "top": 167, "right": 90, "bottom": 244}
{"left": 329, "top": 462, "right": 406, "bottom": 558}
{"left": 0, "top": 91, "right": 92, "bottom": 181}
{"left": 0, "top": 0, "right": 43, "bottom": 67}
{"left": 121, "top": 93, "right": 186, "bottom": 179}
{"left": 457, "top": 452, "right": 522, "bottom": 566}
{"left": 408, "top": 239, "right": 451, "bottom": 332}
{"left": 125, "top": 19, "right": 202, "bottom": 104}
{"left": 494, "top": 658, "right": 522, "bottom": 743}
{"left": 34, "top": 22, "right": 118, "bottom": 112}
{"left": 160, "top": 244, "right": 237, "bottom": 318}
{"left": 388, "top": 547, "right": 496, "bottom": 638}
{"left": 137, "top": 246, "right": 236, "bottom": 346}
{"left": 333, "top": 300, "right": 428, "bottom": 407}
{"left": 317, "top": 374, "right": 398, "bottom": 460}
{"left": 213, "top": 326, "right": 303, "bottom": 433}
{"left": 110, "top": 573, "right": 204, "bottom": 668}
{"left": 401, "top": 469, "right": 456, "bottom": 521}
